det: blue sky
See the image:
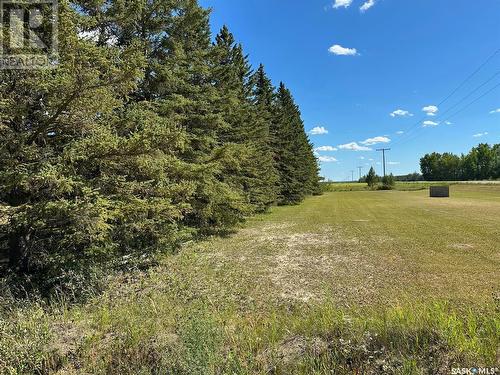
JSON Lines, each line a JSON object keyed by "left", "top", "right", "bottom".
{"left": 199, "top": 0, "right": 500, "bottom": 181}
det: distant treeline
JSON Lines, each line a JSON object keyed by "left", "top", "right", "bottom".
{"left": 420, "top": 143, "right": 500, "bottom": 181}
{"left": 394, "top": 173, "right": 424, "bottom": 182}
{"left": 0, "top": 0, "right": 320, "bottom": 294}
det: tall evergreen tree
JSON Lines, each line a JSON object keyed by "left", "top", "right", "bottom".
{"left": 249, "top": 65, "right": 279, "bottom": 208}
{"left": 212, "top": 28, "right": 277, "bottom": 212}
{"left": 272, "top": 83, "right": 320, "bottom": 204}
{"left": 365, "top": 167, "right": 379, "bottom": 188}
{"left": 160, "top": 2, "right": 250, "bottom": 231}
{"left": 113, "top": 0, "right": 250, "bottom": 232}
{"left": 0, "top": 0, "right": 147, "bottom": 290}
{"left": 0, "top": 0, "right": 322, "bottom": 295}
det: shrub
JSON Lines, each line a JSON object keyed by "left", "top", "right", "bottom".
{"left": 380, "top": 174, "right": 396, "bottom": 190}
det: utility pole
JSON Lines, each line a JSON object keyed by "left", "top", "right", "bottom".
{"left": 357, "top": 166, "right": 363, "bottom": 180}
{"left": 376, "top": 148, "right": 391, "bottom": 177}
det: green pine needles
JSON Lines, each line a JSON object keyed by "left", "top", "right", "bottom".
{"left": 0, "top": 0, "right": 321, "bottom": 295}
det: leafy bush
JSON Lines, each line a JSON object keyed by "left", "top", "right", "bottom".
{"left": 379, "top": 174, "right": 396, "bottom": 190}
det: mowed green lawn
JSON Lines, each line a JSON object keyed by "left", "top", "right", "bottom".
{"left": 2, "top": 185, "right": 499, "bottom": 374}
{"left": 190, "top": 183, "right": 500, "bottom": 308}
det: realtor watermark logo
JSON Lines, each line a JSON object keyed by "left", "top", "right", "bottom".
{"left": 451, "top": 368, "right": 499, "bottom": 375}
{"left": 0, "top": 0, "right": 58, "bottom": 69}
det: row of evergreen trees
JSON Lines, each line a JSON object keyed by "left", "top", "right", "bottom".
{"left": 420, "top": 143, "right": 500, "bottom": 181}
{"left": 0, "top": 0, "right": 320, "bottom": 293}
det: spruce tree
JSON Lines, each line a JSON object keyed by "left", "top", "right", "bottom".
{"left": 0, "top": 0, "right": 322, "bottom": 295}
{"left": 154, "top": 1, "right": 249, "bottom": 231}
{"left": 0, "top": 0, "right": 147, "bottom": 291}
{"left": 250, "top": 65, "right": 279, "bottom": 208}
{"left": 366, "top": 167, "right": 378, "bottom": 188}
{"left": 110, "top": 0, "right": 250, "bottom": 232}
{"left": 212, "top": 27, "right": 277, "bottom": 212}
{"left": 272, "top": 83, "right": 320, "bottom": 204}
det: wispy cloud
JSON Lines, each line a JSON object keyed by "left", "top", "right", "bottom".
{"left": 360, "top": 136, "right": 391, "bottom": 146}
{"left": 422, "top": 105, "right": 439, "bottom": 116}
{"left": 388, "top": 161, "right": 400, "bottom": 165}
{"left": 310, "top": 126, "right": 329, "bottom": 135}
{"left": 396, "top": 130, "right": 404, "bottom": 135}
{"left": 360, "top": 0, "right": 376, "bottom": 12}
{"left": 332, "top": 0, "right": 353, "bottom": 9}
{"left": 423, "top": 120, "right": 439, "bottom": 127}
{"left": 318, "top": 156, "right": 338, "bottom": 162}
{"left": 338, "top": 142, "right": 372, "bottom": 151}
{"left": 444, "top": 121, "right": 452, "bottom": 125}
{"left": 390, "top": 109, "right": 413, "bottom": 118}
{"left": 490, "top": 108, "right": 500, "bottom": 114}
{"left": 328, "top": 44, "right": 358, "bottom": 56}
{"left": 315, "top": 146, "right": 338, "bottom": 152}
{"left": 473, "top": 132, "right": 489, "bottom": 138}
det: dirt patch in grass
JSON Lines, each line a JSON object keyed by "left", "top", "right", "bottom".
{"left": 268, "top": 247, "right": 379, "bottom": 303}
{"left": 239, "top": 223, "right": 294, "bottom": 237}
{"left": 198, "top": 225, "right": 403, "bottom": 305}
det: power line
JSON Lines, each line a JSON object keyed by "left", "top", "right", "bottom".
{"left": 394, "top": 81, "right": 500, "bottom": 149}
{"left": 436, "top": 48, "right": 500, "bottom": 107}
{"left": 439, "top": 81, "right": 500, "bottom": 123}
{"left": 391, "top": 73, "right": 500, "bottom": 148}
{"left": 435, "top": 70, "right": 500, "bottom": 119}
{"left": 390, "top": 47, "right": 500, "bottom": 148}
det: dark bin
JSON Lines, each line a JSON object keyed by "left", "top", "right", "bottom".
{"left": 430, "top": 185, "right": 450, "bottom": 198}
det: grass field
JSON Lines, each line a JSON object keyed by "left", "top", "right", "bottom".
{"left": 1, "top": 185, "right": 499, "bottom": 374}
{"left": 323, "top": 181, "right": 500, "bottom": 192}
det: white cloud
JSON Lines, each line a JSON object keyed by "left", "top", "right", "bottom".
{"left": 359, "top": 156, "right": 365, "bottom": 160}
{"left": 310, "top": 126, "right": 329, "bottom": 135}
{"left": 422, "top": 105, "right": 439, "bottom": 116}
{"left": 444, "top": 121, "right": 452, "bottom": 125}
{"left": 390, "top": 109, "right": 413, "bottom": 118}
{"left": 338, "top": 142, "right": 372, "bottom": 151}
{"left": 490, "top": 108, "right": 500, "bottom": 114}
{"left": 318, "top": 156, "right": 338, "bottom": 163}
{"left": 360, "top": 136, "right": 391, "bottom": 146}
{"left": 328, "top": 44, "right": 358, "bottom": 56}
{"left": 360, "top": 0, "right": 376, "bottom": 12}
{"left": 315, "top": 146, "right": 337, "bottom": 152}
{"left": 388, "top": 161, "right": 400, "bottom": 165}
{"left": 78, "top": 29, "right": 118, "bottom": 46}
{"left": 333, "top": 0, "right": 353, "bottom": 8}
{"left": 396, "top": 131, "right": 404, "bottom": 135}
{"left": 473, "top": 132, "right": 489, "bottom": 138}
{"left": 423, "top": 120, "right": 439, "bottom": 127}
